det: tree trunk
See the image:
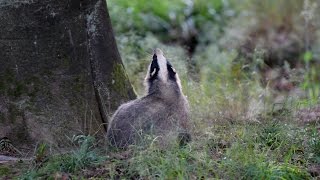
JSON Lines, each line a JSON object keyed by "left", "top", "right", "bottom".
{"left": 0, "top": 0, "right": 135, "bottom": 150}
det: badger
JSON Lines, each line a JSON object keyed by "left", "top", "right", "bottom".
{"left": 107, "top": 48, "right": 191, "bottom": 149}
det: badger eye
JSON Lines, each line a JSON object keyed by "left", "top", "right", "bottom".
{"left": 168, "top": 66, "right": 176, "bottom": 74}
{"left": 167, "top": 61, "right": 176, "bottom": 74}
{"left": 149, "top": 54, "right": 159, "bottom": 79}
{"left": 171, "top": 67, "right": 176, "bottom": 73}
{"left": 167, "top": 61, "right": 176, "bottom": 80}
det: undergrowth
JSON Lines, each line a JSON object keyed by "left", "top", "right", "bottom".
{"left": 20, "top": 135, "right": 105, "bottom": 179}
{"left": 15, "top": 118, "right": 319, "bottom": 179}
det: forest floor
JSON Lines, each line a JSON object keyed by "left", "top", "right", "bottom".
{"left": 1, "top": 112, "right": 319, "bottom": 179}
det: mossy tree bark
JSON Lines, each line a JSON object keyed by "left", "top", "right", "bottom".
{"left": 0, "top": 0, "right": 135, "bottom": 149}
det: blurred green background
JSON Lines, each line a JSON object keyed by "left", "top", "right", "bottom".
{"left": 108, "top": 0, "right": 319, "bottom": 120}
{"left": 105, "top": 1, "right": 320, "bottom": 178}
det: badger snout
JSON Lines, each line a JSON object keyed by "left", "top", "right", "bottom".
{"left": 154, "top": 48, "right": 163, "bottom": 56}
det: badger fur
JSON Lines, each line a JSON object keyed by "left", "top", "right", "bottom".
{"left": 107, "top": 48, "right": 191, "bottom": 149}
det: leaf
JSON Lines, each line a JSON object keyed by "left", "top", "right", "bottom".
{"left": 303, "top": 51, "right": 313, "bottom": 63}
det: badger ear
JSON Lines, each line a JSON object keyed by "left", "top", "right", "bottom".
{"left": 167, "top": 61, "right": 176, "bottom": 80}
{"left": 149, "top": 54, "right": 159, "bottom": 80}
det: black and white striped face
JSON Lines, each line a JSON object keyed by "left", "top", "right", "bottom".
{"left": 147, "top": 48, "right": 177, "bottom": 83}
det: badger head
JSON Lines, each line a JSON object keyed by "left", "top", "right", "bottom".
{"left": 145, "top": 48, "right": 182, "bottom": 95}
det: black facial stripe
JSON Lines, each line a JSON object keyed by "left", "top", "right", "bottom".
{"left": 149, "top": 54, "right": 159, "bottom": 82}
{"left": 167, "top": 60, "right": 176, "bottom": 81}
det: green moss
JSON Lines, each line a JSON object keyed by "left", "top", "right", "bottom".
{"left": 0, "top": 166, "right": 11, "bottom": 176}
{"left": 3, "top": 69, "right": 15, "bottom": 82}
{"left": 68, "top": 75, "right": 86, "bottom": 107}
{"left": 13, "top": 81, "right": 27, "bottom": 97}
{"left": 0, "top": 69, "right": 31, "bottom": 98}
{"left": 0, "top": 80, "right": 5, "bottom": 93}
{"left": 62, "top": 56, "right": 71, "bottom": 68}
{"left": 26, "top": 76, "right": 42, "bottom": 99}
{"left": 73, "top": 76, "right": 85, "bottom": 93}
{"left": 40, "top": 68, "right": 54, "bottom": 76}
{"left": 0, "top": 112, "right": 5, "bottom": 123}
{"left": 111, "top": 63, "right": 130, "bottom": 98}
{"left": 23, "top": 74, "right": 53, "bottom": 105}
{"left": 0, "top": 69, "right": 14, "bottom": 95}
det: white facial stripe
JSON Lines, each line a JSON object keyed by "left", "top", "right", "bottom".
{"left": 150, "top": 68, "right": 156, "bottom": 77}
{"left": 155, "top": 50, "right": 168, "bottom": 82}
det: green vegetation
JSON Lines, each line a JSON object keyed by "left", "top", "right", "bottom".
{"left": 3, "top": 0, "right": 319, "bottom": 179}
{"left": 111, "top": 63, "right": 131, "bottom": 97}
{"left": 109, "top": 0, "right": 319, "bottom": 178}
{"left": 0, "top": 166, "right": 11, "bottom": 176}
{"left": 108, "top": 0, "right": 234, "bottom": 42}
{"left": 20, "top": 135, "right": 105, "bottom": 179}
{"left": 14, "top": 121, "right": 318, "bottom": 179}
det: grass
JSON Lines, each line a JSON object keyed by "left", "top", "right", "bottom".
{"left": 10, "top": 117, "right": 318, "bottom": 179}
{"left": 19, "top": 135, "right": 105, "bottom": 179}
{"left": 308, "top": 127, "right": 320, "bottom": 163}
{"left": 103, "top": 27, "right": 319, "bottom": 178}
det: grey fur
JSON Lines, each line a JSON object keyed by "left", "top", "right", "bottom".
{"left": 107, "top": 49, "right": 191, "bottom": 149}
